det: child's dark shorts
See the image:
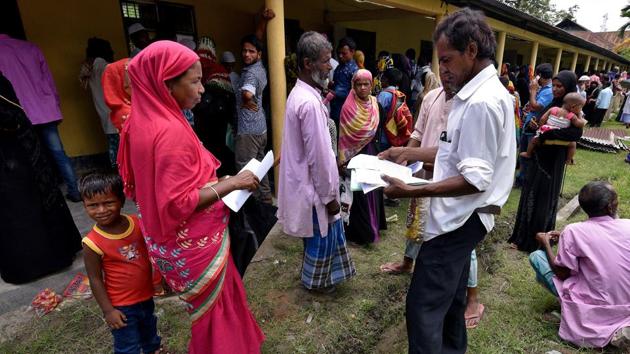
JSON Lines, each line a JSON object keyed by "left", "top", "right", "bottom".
{"left": 111, "top": 298, "right": 161, "bottom": 354}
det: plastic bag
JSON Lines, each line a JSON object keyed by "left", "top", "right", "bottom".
{"left": 228, "top": 198, "right": 277, "bottom": 277}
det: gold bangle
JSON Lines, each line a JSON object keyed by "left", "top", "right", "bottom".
{"left": 209, "top": 185, "right": 221, "bottom": 201}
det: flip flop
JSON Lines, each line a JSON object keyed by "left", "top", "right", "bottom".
{"left": 465, "top": 303, "right": 485, "bottom": 329}
{"left": 380, "top": 262, "right": 413, "bottom": 275}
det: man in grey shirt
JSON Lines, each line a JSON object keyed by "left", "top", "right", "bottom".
{"left": 235, "top": 34, "right": 272, "bottom": 203}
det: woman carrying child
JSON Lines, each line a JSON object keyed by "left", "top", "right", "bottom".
{"left": 520, "top": 92, "right": 586, "bottom": 160}
{"left": 509, "top": 71, "right": 584, "bottom": 253}
{"left": 117, "top": 41, "right": 264, "bottom": 353}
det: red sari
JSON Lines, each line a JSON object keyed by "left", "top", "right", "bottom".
{"left": 118, "top": 41, "right": 264, "bottom": 353}
{"left": 101, "top": 58, "right": 131, "bottom": 131}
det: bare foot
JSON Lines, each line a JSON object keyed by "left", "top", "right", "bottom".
{"left": 465, "top": 303, "right": 485, "bottom": 329}
{"left": 380, "top": 261, "right": 413, "bottom": 275}
{"left": 519, "top": 151, "right": 531, "bottom": 159}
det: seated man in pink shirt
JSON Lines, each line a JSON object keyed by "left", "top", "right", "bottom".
{"left": 530, "top": 181, "right": 630, "bottom": 349}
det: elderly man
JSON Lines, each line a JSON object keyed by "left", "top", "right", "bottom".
{"left": 529, "top": 181, "right": 630, "bottom": 349}
{"left": 277, "top": 32, "right": 356, "bottom": 293}
{"left": 380, "top": 8, "right": 516, "bottom": 353}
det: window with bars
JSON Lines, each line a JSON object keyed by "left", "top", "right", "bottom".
{"left": 121, "top": 2, "right": 140, "bottom": 19}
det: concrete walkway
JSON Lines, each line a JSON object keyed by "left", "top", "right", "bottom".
{"left": 0, "top": 198, "right": 284, "bottom": 316}
{"left": 0, "top": 200, "right": 137, "bottom": 317}
{"left": 0, "top": 194, "right": 284, "bottom": 345}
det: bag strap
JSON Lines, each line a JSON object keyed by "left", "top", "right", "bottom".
{"left": 384, "top": 89, "right": 399, "bottom": 117}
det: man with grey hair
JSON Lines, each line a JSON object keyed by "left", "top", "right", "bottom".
{"left": 277, "top": 31, "right": 356, "bottom": 293}
{"left": 529, "top": 181, "right": 630, "bottom": 349}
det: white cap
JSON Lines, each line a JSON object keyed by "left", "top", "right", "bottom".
{"left": 578, "top": 75, "right": 590, "bottom": 82}
{"left": 179, "top": 38, "right": 196, "bottom": 50}
{"left": 221, "top": 51, "right": 236, "bottom": 63}
{"left": 128, "top": 23, "right": 146, "bottom": 35}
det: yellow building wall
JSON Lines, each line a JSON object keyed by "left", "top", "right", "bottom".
{"left": 17, "top": 0, "right": 128, "bottom": 157}
{"left": 503, "top": 38, "right": 532, "bottom": 66}
{"left": 336, "top": 16, "right": 435, "bottom": 58}
{"left": 15, "top": 0, "right": 332, "bottom": 157}
{"left": 17, "top": 0, "right": 623, "bottom": 157}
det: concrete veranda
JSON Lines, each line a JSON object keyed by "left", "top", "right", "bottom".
{"left": 0, "top": 199, "right": 137, "bottom": 317}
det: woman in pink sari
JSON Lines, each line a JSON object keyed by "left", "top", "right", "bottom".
{"left": 118, "top": 41, "right": 264, "bottom": 353}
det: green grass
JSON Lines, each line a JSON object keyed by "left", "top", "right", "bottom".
{"left": 1, "top": 120, "right": 628, "bottom": 353}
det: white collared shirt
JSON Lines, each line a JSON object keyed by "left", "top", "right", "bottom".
{"left": 424, "top": 64, "right": 517, "bottom": 241}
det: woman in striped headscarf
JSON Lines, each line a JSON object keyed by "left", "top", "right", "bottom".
{"left": 338, "top": 69, "right": 387, "bottom": 245}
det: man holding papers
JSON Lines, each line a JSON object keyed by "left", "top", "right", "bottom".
{"left": 379, "top": 9, "right": 516, "bottom": 353}
{"left": 277, "top": 32, "right": 356, "bottom": 293}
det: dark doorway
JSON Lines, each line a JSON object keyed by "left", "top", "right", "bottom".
{"left": 0, "top": 0, "right": 26, "bottom": 39}
{"left": 346, "top": 28, "right": 376, "bottom": 71}
{"left": 419, "top": 40, "right": 433, "bottom": 66}
{"left": 119, "top": 1, "right": 197, "bottom": 55}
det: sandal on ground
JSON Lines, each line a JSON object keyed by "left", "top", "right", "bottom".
{"left": 380, "top": 262, "right": 412, "bottom": 275}
{"left": 465, "top": 303, "right": 485, "bottom": 329}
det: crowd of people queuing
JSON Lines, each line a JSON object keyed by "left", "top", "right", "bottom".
{"left": 0, "top": 5, "right": 629, "bottom": 354}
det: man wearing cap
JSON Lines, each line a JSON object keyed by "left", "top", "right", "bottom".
{"left": 221, "top": 51, "right": 239, "bottom": 93}
{"left": 128, "top": 23, "right": 151, "bottom": 57}
{"left": 578, "top": 75, "right": 590, "bottom": 99}
{"left": 517, "top": 63, "right": 554, "bottom": 187}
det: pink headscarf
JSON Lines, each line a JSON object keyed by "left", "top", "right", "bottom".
{"left": 118, "top": 41, "right": 218, "bottom": 239}
{"left": 338, "top": 69, "right": 379, "bottom": 165}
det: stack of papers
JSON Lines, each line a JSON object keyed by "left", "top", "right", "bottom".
{"left": 222, "top": 151, "right": 274, "bottom": 212}
{"left": 346, "top": 154, "right": 430, "bottom": 193}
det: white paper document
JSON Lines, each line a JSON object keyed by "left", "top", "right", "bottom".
{"left": 222, "top": 150, "right": 274, "bottom": 212}
{"left": 347, "top": 154, "right": 430, "bottom": 194}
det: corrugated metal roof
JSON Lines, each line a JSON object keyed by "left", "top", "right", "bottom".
{"left": 443, "top": 0, "right": 630, "bottom": 64}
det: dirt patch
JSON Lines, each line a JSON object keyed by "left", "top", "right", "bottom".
{"left": 0, "top": 306, "right": 34, "bottom": 344}
{"left": 265, "top": 289, "right": 304, "bottom": 320}
{"left": 373, "top": 320, "right": 407, "bottom": 353}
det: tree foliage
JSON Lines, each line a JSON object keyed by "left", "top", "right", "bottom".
{"left": 499, "top": 0, "right": 579, "bottom": 25}
{"left": 619, "top": 4, "right": 630, "bottom": 38}
{"left": 616, "top": 5, "right": 630, "bottom": 60}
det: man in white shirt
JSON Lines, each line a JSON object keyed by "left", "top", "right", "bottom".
{"left": 590, "top": 77, "right": 613, "bottom": 127}
{"left": 380, "top": 8, "right": 516, "bottom": 353}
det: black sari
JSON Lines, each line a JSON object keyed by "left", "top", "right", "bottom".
{"left": 0, "top": 73, "right": 81, "bottom": 284}
{"left": 192, "top": 82, "right": 236, "bottom": 177}
{"left": 344, "top": 141, "right": 387, "bottom": 245}
{"left": 509, "top": 71, "right": 582, "bottom": 252}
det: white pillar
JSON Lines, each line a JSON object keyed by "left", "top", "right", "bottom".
{"left": 265, "top": 0, "right": 286, "bottom": 194}
{"left": 432, "top": 14, "right": 443, "bottom": 78}
{"left": 553, "top": 47, "right": 563, "bottom": 75}
{"left": 570, "top": 51, "right": 579, "bottom": 72}
{"left": 495, "top": 31, "right": 507, "bottom": 73}
{"left": 529, "top": 41, "right": 539, "bottom": 72}
{"left": 584, "top": 55, "right": 591, "bottom": 72}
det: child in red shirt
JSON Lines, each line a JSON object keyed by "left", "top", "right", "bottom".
{"left": 80, "top": 172, "right": 161, "bottom": 354}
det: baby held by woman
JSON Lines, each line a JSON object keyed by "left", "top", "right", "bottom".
{"left": 520, "top": 92, "right": 587, "bottom": 163}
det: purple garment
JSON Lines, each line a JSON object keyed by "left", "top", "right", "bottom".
{"left": 277, "top": 79, "right": 340, "bottom": 238}
{"left": 553, "top": 216, "right": 630, "bottom": 348}
{"left": 0, "top": 35, "right": 62, "bottom": 125}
